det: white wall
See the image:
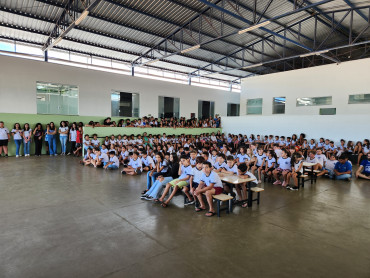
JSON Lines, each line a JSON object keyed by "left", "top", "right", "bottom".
{"left": 223, "top": 58, "right": 370, "bottom": 143}
{"left": 0, "top": 55, "right": 240, "bottom": 117}
{"left": 240, "top": 58, "right": 370, "bottom": 116}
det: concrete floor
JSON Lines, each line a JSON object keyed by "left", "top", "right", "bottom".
{"left": 0, "top": 156, "right": 369, "bottom": 278}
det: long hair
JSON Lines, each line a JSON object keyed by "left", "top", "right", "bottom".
{"left": 23, "top": 123, "right": 30, "bottom": 131}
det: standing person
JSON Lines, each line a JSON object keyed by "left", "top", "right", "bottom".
{"left": 0, "top": 121, "right": 10, "bottom": 157}
{"left": 33, "top": 123, "right": 44, "bottom": 156}
{"left": 59, "top": 121, "right": 69, "bottom": 155}
{"left": 12, "top": 123, "right": 23, "bottom": 157}
{"left": 68, "top": 122, "right": 77, "bottom": 155}
{"left": 73, "top": 126, "right": 83, "bottom": 156}
{"left": 22, "top": 123, "right": 32, "bottom": 157}
{"left": 47, "top": 122, "right": 57, "bottom": 156}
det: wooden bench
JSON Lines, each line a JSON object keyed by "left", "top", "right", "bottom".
{"left": 212, "top": 194, "right": 234, "bottom": 217}
{"left": 250, "top": 187, "right": 264, "bottom": 205}
{"left": 298, "top": 174, "right": 308, "bottom": 188}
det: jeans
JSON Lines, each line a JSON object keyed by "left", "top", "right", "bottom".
{"left": 14, "top": 139, "right": 22, "bottom": 156}
{"left": 146, "top": 177, "right": 173, "bottom": 199}
{"left": 60, "top": 136, "right": 67, "bottom": 154}
{"left": 335, "top": 173, "right": 352, "bottom": 180}
{"left": 48, "top": 135, "right": 57, "bottom": 155}
{"left": 146, "top": 172, "right": 165, "bottom": 190}
{"left": 24, "top": 140, "right": 31, "bottom": 155}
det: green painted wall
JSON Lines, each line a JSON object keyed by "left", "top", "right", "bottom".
{"left": 0, "top": 113, "right": 222, "bottom": 156}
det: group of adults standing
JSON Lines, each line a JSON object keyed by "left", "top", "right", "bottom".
{"left": 0, "top": 120, "right": 81, "bottom": 157}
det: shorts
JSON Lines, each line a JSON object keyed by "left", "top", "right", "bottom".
{"left": 255, "top": 165, "right": 262, "bottom": 170}
{"left": 276, "top": 168, "right": 291, "bottom": 173}
{"left": 265, "top": 167, "right": 274, "bottom": 173}
{"left": 0, "top": 139, "right": 8, "bottom": 146}
{"left": 76, "top": 143, "right": 82, "bottom": 148}
{"left": 209, "top": 186, "right": 223, "bottom": 195}
{"left": 186, "top": 182, "right": 199, "bottom": 189}
{"left": 169, "top": 178, "right": 189, "bottom": 189}
{"left": 135, "top": 169, "right": 142, "bottom": 175}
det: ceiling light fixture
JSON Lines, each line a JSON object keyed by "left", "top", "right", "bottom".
{"left": 181, "top": 44, "right": 200, "bottom": 54}
{"left": 238, "top": 21, "right": 271, "bottom": 35}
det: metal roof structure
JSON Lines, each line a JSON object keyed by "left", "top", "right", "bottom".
{"left": 0, "top": 0, "right": 369, "bottom": 84}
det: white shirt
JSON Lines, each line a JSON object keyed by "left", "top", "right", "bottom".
{"left": 278, "top": 157, "right": 291, "bottom": 170}
{"left": 70, "top": 130, "right": 77, "bottom": 141}
{"left": 11, "top": 129, "right": 23, "bottom": 140}
{"left": 213, "top": 161, "right": 226, "bottom": 170}
{"left": 305, "top": 157, "right": 318, "bottom": 164}
{"left": 179, "top": 165, "right": 193, "bottom": 180}
{"left": 59, "top": 127, "right": 68, "bottom": 136}
{"left": 200, "top": 171, "right": 223, "bottom": 188}
{"left": 294, "top": 161, "right": 303, "bottom": 173}
{"left": 0, "top": 127, "right": 9, "bottom": 140}
{"left": 243, "top": 171, "right": 258, "bottom": 184}
{"left": 23, "top": 129, "right": 32, "bottom": 138}
{"left": 224, "top": 164, "right": 238, "bottom": 174}
{"left": 316, "top": 154, "right": 327, "bottom": 166}
{"left": 255, "top": 153, "right": 266, "bottom": 166}
{"left": 325, "top": 160, "right": 338, "bottom": 171}
{"left": 99, "top": 153, "right": 109, "bottom": 163}
{"left": 191, "top": 167, "right": 203, "bottom": 183}
{"left": 91, "top": 139, "right": 100, "bottom": 146}
{"left": 128, "top": 158, "right": 142, "bottom": 170}
{"left": 142, "top": 156, "right": 154, "bottom": 167}
{"left": 110, "top": 156, "right": 120, "bottom": 167}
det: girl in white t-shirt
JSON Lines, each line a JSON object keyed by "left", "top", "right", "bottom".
{"left": 23, "top": 123, "right": 32, "bottom": 157}
{"left": 68, "top": 123, "right": 78, "bottom": 155}
{"left": 0, "top": 121, "right": 10, "bottom": 157}
{"left": 12, "top": 123, "right": 23, "bottom": 157}
{"left": 286, "top": 153, "right": 303, "bottom": 191}
{"left": 58, "top": 121, "right": 69, "bottom": 155}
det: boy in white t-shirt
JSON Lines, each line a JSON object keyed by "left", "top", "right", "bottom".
{"left": 121, "top": 152, "right": 142, "bottom": 175}
{"left": 104, "top": 151, "right": 120, "bottom": 170}
{"left": 92, "top": 148, "right": 109, "bottom": 168}
{"left": 193, "top": 161, "right": 224, "bottom": 217}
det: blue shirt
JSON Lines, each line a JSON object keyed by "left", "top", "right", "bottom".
{"left": 360, "top": 159, "right": 370, "bottom": 175}
{"left": 334, "top": 161, "right": 352, "bottom": 175}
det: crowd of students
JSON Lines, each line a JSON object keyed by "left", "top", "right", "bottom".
{"left": 79, "top": 131, "right": 370, "bottom": 217}
{"left": 87, "top": 116, "right": 221, "bottom": 128}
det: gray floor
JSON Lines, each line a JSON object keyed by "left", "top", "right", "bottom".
{"left": 0, "top": 156, "right": 370, "bottom": 278}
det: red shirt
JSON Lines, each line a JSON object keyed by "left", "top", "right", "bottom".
{"left": 76, "top": 130, "right": 82, "bottom": 143}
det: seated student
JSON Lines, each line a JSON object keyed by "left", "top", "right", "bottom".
{"left": 183, "top": 156, "right": 205, "bottom": 205}
{"left": 323, "top": 139, "right": 331, "bottom": 153}
{"left": 220, "top": 155, "right": 238, "bottom": 194}
{"left": 356, "top": 152, "right": 370, "bottom": 180}
{"left": 189, "top": 150, "right": 198, "bottom": 167}
{"left": 236, "top": 147, "right": 248, "bottom": 165}
{"left": 358, "top": 139, "right": 370, "bottom": 165}
{"left": 273, "top": 144, "right": 282, "bottom": 158}
{"left": 145, "top": 152, "right": 168, "bottom": 193}
{"left": 308, "top": 139, "right": 316, "bottom": 151}
{"left": 83, "top": 134, "right": 92, "bottom": 152}
{"left": 305, "top": 150, "right": 319, "bottom": 169}
{"left": 141, "top": 151, "right": 154, "bottom": 171}
{"left": 245, "top": 148, "right": 256, "bottom": 170}
{"left": 121, "top": 151, "right": 142, "bottom": 175}
{"left": 316, "top": 138, "right": 325, "bottom": 149}
{"left": 325, "top": 141, "right": 337, "bottom": 158}
{"left": 272, "top": 149, "right": 291, "bottom": 186}
{"left": 213, "top": 153, "right": 227, "bottom": 172}
{"left": 333, "top": 154, "right": 352, "bottom": 181}
{"left": 143, "top": 153, "right": 179, "bottom": 201}
{"left": 193, "top": 161, "right": 224, "bottom": 217}
{"left": 101, "top": 144, "right": 108, "bottom": 154}
{"left": 201, "top": 151, "right": 214, "bottom": 166}
{"left": 235, "top": 163, "right": 258, "bottom": 208}
{"left": 80, "top": 148, "right": 93, "bottom": 166}
{"left": 337, "top": 139, "right": 347, "bottom": 157}
{"left": 210, "top": 149, "right": 218, "bottom": 164}
{"left": 91, "top": 148, "right": 109, "bottom": 168}
{"left": 262, "top": 150, "right": 276, "bottom": 182}
{"left": 91, "top": 134, "right": 100, "bottom": 149}
{"left": 157, "top": 155, "right": 193, "bottom": 208}
{"left": 250, "top": 148, "right": 266, "bottom": 184}
{"left": 286, "top": 152, "right": 304, "bottom": 191}
{"left": 120, "top": 146, "right": 129, "bottom": 165}
{"left": 104, "top": 151, "right": 120, "bottom": 170}
{"left": 317, "top": 153, "right": 338, "bottom": 178}
{"left": 315, "top": 148, "right": 327, "bottom": 170}
{"left": 104, "top": 136, "right": 110, "bottom": 147}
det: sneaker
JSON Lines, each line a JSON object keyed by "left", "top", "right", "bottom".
{"left": 54, "top": 154, "right": 58, "bottom": 156}
{"left": 16, "top": 155, "right": 19, "bottom": 158}
{"left": 144, "top": 196, "right": 153, "bottom": 201}
{"left": 286, "top": 186, "right": 291, "bottom": 190}
{"left": 121, "top": 171, "right": 126, "bottom": 175}
{"left": 67, "top": 153, "right": 71, "bottom": 156}
{"left": 185, "top": 199, "right": 195, "bottom": 206}
{"left": 258, "top": 180, "right": 262, "bottom": 184}
{"left": 289, "top": 186, "right": 299, "bottom": 191}
{"left": 140, "top": 195, "right": 147, "bottom": 199}
{"left": 273, "top": 180, "right": 282, "bottom": 185}
{"left": 282, "top": 181, "right": 287, "bottom": 187}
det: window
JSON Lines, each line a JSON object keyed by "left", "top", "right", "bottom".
{"left": 247, "top": 98, "right": 263, "bottom": 115}
{"left": 36, "top": 82, "right": 78, "bottom": 115}
{"left": 348, "top": 94, "right": 370, "bottom": 104}
{"left": 320, "top": 108, "right": 336, "bottom": 115}
{"left": 227, "top": 103, "right": 240, "bottom": 116}
{"left": 158, "top": 96, "right": 180, "bottom": 118}
{"left": 296, "top": 96, "right": 332, "bottom": 106}
{"left": 272, "top": 97, "right": 286, "bottom": 114}
{"left": 111, "top": 92, "right": 139, "bottom": 117}
{"left": 198, "top": 100, "right": 215, "bottom": 119}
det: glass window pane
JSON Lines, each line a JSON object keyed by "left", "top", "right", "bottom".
{"left": 273, "top": 97, "right": 285, "bottom": 114}
{"left": 247, "top": 98, "right": 263, "bottom": 115}
{"left": 296, "top": 96, "right": 332, "bottom": 106}
{"left": 348, "top": 94, "right": 370, "bottom": 104}
{"left": 111, "top": 91, "right": 140, "bottom": 117}
{"left": 227, "top": 103, "right": 240, "bottom": 116}
{"left": 320, "top": 108, "right": 336, "bottom": 115}
{"left": 36, "top": 82, "right": 79, "bottom": 115}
